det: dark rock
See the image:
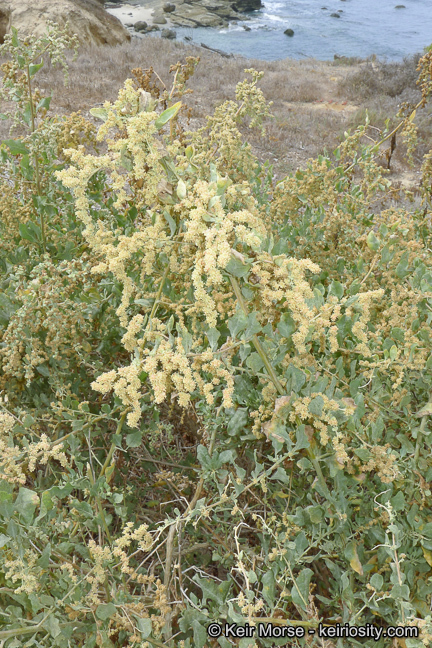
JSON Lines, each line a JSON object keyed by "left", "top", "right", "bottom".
{"left": 395, "top": 4, "right": 406, "bottom": 7}
{"left": 243, "top": 24, "right": 251, "bottom": 30}
{"left": 163, "top": 2, "right": 176, "bottom": 11}
{"left": 234, "top": 0, "right": 262, "bottom": 11}
{"left": 153, "top": 15, "right": 168, "bottom": 23}
{"left": 184, "top": 35, "right": 192, "bottom": 40}
{"left": 330, "top": 12, "right": 341, "bottom": 17}
{"left": 134, "top": 20, "right": 148, "bottom": 31}
{"left": 284, "top": 28, "right": 294, "bottom": 36}
{"left": 0, "top": 1, "right": 11, "bottom": 44}
{"left": 161, "top": 27, "right": 176, "bottom": 38}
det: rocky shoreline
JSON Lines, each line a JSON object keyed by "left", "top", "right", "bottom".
{"left": 105, "top": 0, "right": 261, "bottom": 35}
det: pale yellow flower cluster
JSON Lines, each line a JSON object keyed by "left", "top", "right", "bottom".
{"left": 332, "top": 433, "right": 351, "bottom": 467}
{"left": 27, "top": 434, "right": 68, "bottom": 472}
{"left": 249, "top": 255, "right": 322, "bottom": 355}
{"left": 289, "top": 394, "right": 342, "bottom": 446}
{"left": 91, "top": 364, "right": 141, "bottom": 428}
{"left": 236, "top": 590, "right": 265, "bottom": 620}
{"left": 0, "top": 411, "right": 14, "bottom": 432}
{"left": 122, "top": 314, "right": 145, "bottom": 352}
{"left": 56, "top": 147, "right": 112, "bottom": 244}
{"left": 87, "top": 539, "right": 113, "bottom": 604}
{"left": 351, "top": 289, "right": 384, "bottom": 357}
{"left": 114, "top": 521, "right": 153, "bottom": 553}
{"left": 143, "top": 339, "right": 196, "bottom": 407}
{"left": 3, "top": 551, "right": 39, "bottom": 594}
{"left": 181, "top": 179, "right": 263, "bottom": 327}
{"left": 363, "top": 445, "right": 400, "bottom": 484}
{"left": 0, "top": 413, "right": 68, "bottom": 483}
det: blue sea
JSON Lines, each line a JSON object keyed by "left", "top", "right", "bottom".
{"left": 162, "top": 0, "right": 432, "bottom": 61}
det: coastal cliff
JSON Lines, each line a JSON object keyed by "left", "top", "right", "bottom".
{"left": 0, "top": 0, "right": 130, "bottom": 46}
{"left": 106, "top": 0, "right": 262, "bottom": 33}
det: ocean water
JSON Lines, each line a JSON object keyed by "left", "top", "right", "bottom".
{"left": 150, "top": 0, "right": 432, "bottom": 61}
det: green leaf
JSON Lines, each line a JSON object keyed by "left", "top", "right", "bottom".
{"left": 0, "top": 533, "right": 10, "bottom": 549}
{"left": 278, "top": 313, "right": 295, "bottom": 338}
{"left": 0, "top": 293, "right": 17, "bottom": 325}
{"left": 366, "top": 230, "right": 380, "bottom": 251}
{"left": 22, "top": 414, "right": 35, "bottom": 428}
{"left": 155, "top": 101, "right": 182, "bottom": 129}
{"left": 286, "top": 364, "right": 306, "bottom": 392}
{"left": 206, "top": 328, "right": 220, "bottom": 350}
{"left": 227, "top": 409, "right": 248, "bottom": 436}
{"left": 415, "top": 401, "right": 432, "bottom": 418}
{"left": 90, "top": 106, "right": 109, "bottom": 122}
{"left": 19, "top": 221, "right": 41, "bottom": 243}
{"left": 197, "top": 445, "right": 211, "bottom": 470}
{"left": 36, "top": 364, "right": 50, "bottom": 377}
{"left": 135, "top": 617, "right": 152, "bottom": 638}
{"left": 37, "top": 96, "right": 52, "bottom": 111}
{"left": 389, "top": 344, "right": 398, "bottom": 361}
{"left": 15, "top": 487, "right": 39, "bottom": 524}
{"left": 390, "top": 584, "right": 410, "bottom": 600}
{"left": 119, "top": 144, "right": 133, "bottom": 171}
{"left": 29, "top": 61, "right": 44, "bottom": 77}
{"left": 179, "top": 327, "right": 193, "bottom": 354}
{"left": 3, "top": 139, "right": 29, "bottom": 155}
{"left": 248, "top": 570, "right": 258, "bottom": 584}
{"left": 291, "top": 568, "right": 313, "bottom": 611}
{"left": 261, "top": 570, "right": 276, "bottom": 608}
{"left": 344, "top": 541, "right": 363, "bottom": 575}
{"left": 162, "top": 210, "right": 176, "bottom": 236}
{"left": 191, "top": 619, "right": 207, "bottom": 648}
{"left": 11, "top": 26, "right": 19, "bottom": 47}
{"left": 329, "top": 280, "right": 344, "bottom": 299}
{"left": 246, "top": 352, "right": 264, "bottom": 373}
{"left": 36, "top": 490, "right": 54, "bottom": 521}
{"left": 308, "top": 395, "right": 324, "bottom": 417}
{"left": 228, "top": 311, "right": 248, "bottom": 338}
{"left": 391, "top": 491, "right": 405, "bottom": 511}
{"left": 295, "top": 425, "right": 310, "bottom": 450}
{"left": 96, "top": 602, "right": 117, "bottom": 621}
{"left": 244, "top": 312, "right": 262, "bottom": 338}
{"left": 225, "top": 256, "right": 251, "bottom": 278}
{"left": 395, "top": 252, "right": 409, "bottom": 278}
{"left": 126, "top": 431, "right": 143, "bottom": 448}
{"left": 37, "top": 543, "right": 52, "bottom": 569}
{"left": 195, "top": 575, "right": 230, "bottom": 605}
{"left": 308, "top": 505, "right": 324, "bottom": 524}
{"left": 42, "top": 614, "right": 61, "bottom": 638}
{"left": 176, "top": 178, "right": 187, "bottom": 199}
{"left": 370, "top": 573, "right": 383, "bottom": 590}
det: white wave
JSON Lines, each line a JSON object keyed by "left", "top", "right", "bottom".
{"left": 263, "top": 1, "right": 284, "bottom": 9}
{"left": 261, "top": 13, "right": 287, "bottom": 22}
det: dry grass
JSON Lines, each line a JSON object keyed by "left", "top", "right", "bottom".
{"left": 339, "top": 55, "right": 422, "bottom": 102}
{"left": 1, "top": 36, "right": 430, "bottom": 175}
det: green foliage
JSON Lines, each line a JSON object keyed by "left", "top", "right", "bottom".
{"left": 1, "top": 23, "right": 432, "bottom": 648}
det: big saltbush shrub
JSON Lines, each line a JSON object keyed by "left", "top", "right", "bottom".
{"left": 1, "top": 23, "right": 432, "bottom": 648}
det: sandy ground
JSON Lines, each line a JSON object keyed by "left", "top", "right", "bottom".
{"left": 107, "top": 2, "right": 174, "bottom": 29}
